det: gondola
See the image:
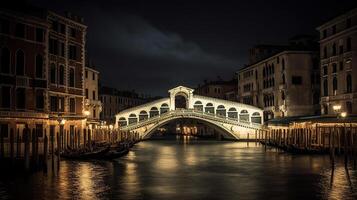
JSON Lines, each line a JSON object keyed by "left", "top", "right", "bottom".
{"left": 61, "top": 146, "right": 110, "bottom": 160}
{"left": 100, "top": 148, "right": 129, "bottom": 160}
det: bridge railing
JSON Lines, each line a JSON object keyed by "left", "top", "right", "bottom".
{"left": 119, "top": 109, "right": 263, "bottom": 131}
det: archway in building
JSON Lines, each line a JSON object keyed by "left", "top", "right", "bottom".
{"left": 175, "top": 93, "right": 187, "bottom": 109}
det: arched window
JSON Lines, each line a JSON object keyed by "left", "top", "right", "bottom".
{"left": 50, "top": 63, "right": 56, "bottom": 84}
{"left": 332, "top": 43, "right": 336, "bottom": 56}
{"left": 347, "top": 74, "right": 352, "bottom": 93}
{"left": 16, "top": 50, "right": 25, "bottom": 75}
{"left": 193, "top": 101, "right": 203, "bottom": 111}
{"left": 251, "top": 112, "right": 262, "bottom": 124}
{"left": 322, "top": 104, "right": 328, "bottom": 115}
{"left": 35, "top": 54, "right": 43, "bottom": 78}
{"left": 160, "top": 103, "right": 169, "bottom": 114}
{"left": 69, "top": 67, "right": 75, "bottom": 87}
{"left": 281, "top": 91, "right": 285, "bottom": 101}
{"left": 59, "top": 65, "right": 65, "bottom": 85}
{"left": 216, "top": 105, "right": 226, "bottom": 117}
{"left": 149, "top": 107, "right": 159, "bottom": 117}
{"left": 263, "top": 68, "right": 266, "bottom": 77}
{"left": 282, "top": 58, "right": 285, "bottom": 71}
{"left": 139, "top": 110, "right": 149, "bottom": 121}
{"left": 205, "top": 103, "right": 214, "bottom": 114}
{"left": 118, "top": 117, "right": 127, "bottom": 127}
{"left": 239, "top": 110, "right": 249, "bottom": 122}
{"left": 128, "top": 114, "right": 138, "bottom": 125}
{"left": 1, "top": 47, "right": 10, "bottom": 73}
{"left": 323, "top": 79, "right": 328, "bottom": 96}
{"left": 227, "top": 107, "right": 238, "bottom": 119}
{"left": 332, "top": 77, "right": 337, "bottom": 95}
{"left": 323, "top": 47, "right": 327, "bottom": 58}
{"left": 346, "top": 101, "right": 352, "bottom": 114}
{"left": 282, "top": 74, "right": 285, "bottom": 84}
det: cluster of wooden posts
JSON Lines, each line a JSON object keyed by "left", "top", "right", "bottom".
{"left": 0, "top": 127, "right": 141, "bottom": 173}
{"left": 255, "top": 123, "right": 357, "bottom": 168}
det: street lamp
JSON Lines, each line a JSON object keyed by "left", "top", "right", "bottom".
{"left": 332, "top": 104, "right": 341, "bottom": 112}
{"left": 340, "top": 112, "right": 347, "bottom": 118}
{"left": 83, "top": 110, "right": 90, "bottom": 117}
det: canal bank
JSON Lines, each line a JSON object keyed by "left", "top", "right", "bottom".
{"left": 1, "top": 138, "right": 357, "bottom": 200}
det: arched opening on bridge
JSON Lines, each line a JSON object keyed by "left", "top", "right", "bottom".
{"left": 139, "top": 110, "right": 149, "bottom": 121}
{"left": 193, "top": 101, "right": 203, "bottom": 112}
{"left": 227, "top": 107, "right": 238, "bottom": 119}
{"left": 118, "top": 117, "right": 127, "bottom": 127}
{"left": 128, "top": 114, "right": 138, "bottom": 125}
{"left": 251, "top": 112, "right": 262, "bottom": 124}
{"left": 147, "top": 117, "right": 235, "bottom": 140}
{"left": 150, "top": 107, "right": 159, "bottom": 118}
{"left": 205, "top": 103, "right": 214, "bottom": 114}
{"left": 216, "top": 105, "right": 226, "bottom": 118}
{"left": 160, "top": 103, "right": 169, "bottom": 114}
{"left": 175, "top": 93, "right": 188, "bottom": 109}
{"left": 239, "top": 110, "right": 249, "bottom": 122}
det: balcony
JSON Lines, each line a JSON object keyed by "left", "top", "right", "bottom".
{"left": 85, "top": 99, "right": 102, "bottom": 107}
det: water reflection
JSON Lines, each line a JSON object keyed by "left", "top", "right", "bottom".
{"left": 0, "top": 139, "right": 357, "bottom": 200}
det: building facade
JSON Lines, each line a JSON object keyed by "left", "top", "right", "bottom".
{"left": 84, "top": 66, "right": 102, "bottom": 126}
{"left": 100, "top": 86, "right": 147, "bottom": 124}
{"left": 195, "top": 79, "right": 237, "bottom": 101}
{"left": 238, "top": 51, "right": 320, "bottom": 121}
{"left": 0, "top": 6, "right": 88, "bottom": 142}
{"left": 317, "top": 8, "right": 357, "bottom": 115}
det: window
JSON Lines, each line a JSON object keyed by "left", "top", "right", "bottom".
{"left": 347, "top": 18, "right": 351, "bottom": 28}
{"left": 339, "top": 45, "right": 343, "bottom": 54}
{"left": 50, "top": 64, "right": 56, "bottom": 84}
{"left": 16, "top": 50, "right": 25, "bottom": 75}
{"left": 93, "top": 108, "right": 96, "bottom": 118}
{"left": 1, "top": 47, "right": 10, "bottom": 73}
{"left": 332, "top": 77, "right": 337, "bottom": 95}
{"left": 69, "top": 45, "right": 77, "bottom": 60}
{"left": 332, "top": 63, "right": 337, "bottom": 73}
{"left": 347, "top": 38, "right": 352, "bottom": 51}
{"left": 35, "top": 55, "right": 43, "bottom": 78}
{"left": 36, "top": 90, "right": 44, "bottom": 110}
{"left": 35, "top": 28, "right": 44, "bottom": 42}
{"left": 69, "top": 67, "right": 75, "bottom": 87}
{"left": 92, "top": 72, "right": 95, "bottom": 80}
{"left": 323, "top": 29, "right": 327, "bottom": 38}
{"left": 1, "top": 86, "right": 10, "bottom": 108}
{"left": 70, "top": 28, "right": 76, "bottom": 37}
{"left": 332, "top": 43, "right": 336, "bottom": 56}
{"left": 59, "top": 65, "right": 65, "bottom": 85}
{"left": 69, "top": 98, "right": 75, "bottom": 113}
{"left": 85, "top": 70, "right": 88, "bottom": 78}
{"left": 332, "top": 25, "right": 336, "bottom": 34}
{"left": 323, "top": 65, "right": 328, "bottom": 75}
{"left": 50, "top": 96, "right": 57, "bottom": 112}
{"left": 0, "top": 19, "right": 9, "bottom": 34}
{"left": 347, "top": 74, "right": 352, "bottom": 93}
{"left": 282, "top": 59, "right": 285, "bottom": 71}
{"left": 323, "top": 79, "right": 328, "bottom": 96}
{"left": 292, "top": 76, "right": 302, "bottom": 85}
{"left": 49, "top": 39, "right": 58, "bottom": 55}
{"left": 59, "top": 42, "right": 65, "bottom": 57}
{"left": 60, "top": 23, "right": 66, "bottom": 34}
{"left": 339, "top": 61, "right": 343, "bottom": 71}
{"left": 346, "top": 102, "right": 352, "bottom": 114}
{"left": 282, "top": 74, "right": 285, "bottom": 84}
{"left": 52, "top": 21, "right": 58, "bottom": 32}
{"left": 16, "top": 88, "right": 26, "bottom": 109}
{"left": 277, "top": 57, "right": 279, "bottom": 63}
{"left": 92, "top": 90, "right": 96, "bottom": 100}
{"left": 36, "top": 124, "right": 43, "bottom": 137}
{"left": 15, "top": 23, "right": 25, "bottom": 38}
{"left": 281, "top": 91, "right": 285, "bottom": 101}
{"left": 58, "top": 97, "right": 64, "bottom": 112}
{"left": 85, "top": 89, "right": 88, "bottom": 98}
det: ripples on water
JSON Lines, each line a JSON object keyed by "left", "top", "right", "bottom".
{"left": 1, "top": 138, "right": 357, "bottom": 200}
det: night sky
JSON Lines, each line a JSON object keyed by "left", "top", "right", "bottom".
{"left": 27, "top": 0, "right": 357, "bottom": 96}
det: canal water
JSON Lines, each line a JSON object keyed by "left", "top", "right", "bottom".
{"left": 1, "top": 136, "right": 357, "bottom": 200}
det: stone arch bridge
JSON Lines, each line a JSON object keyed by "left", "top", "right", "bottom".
{"left": 115, "top": 86, "right": 264, "bottom": 140}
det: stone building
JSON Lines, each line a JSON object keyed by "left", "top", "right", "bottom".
{"left": 195, "top": 79, "right": 237, "bottom": 101}
{"left": 100, "top": 86, "right": 147, "bottom": 124}
{"left": 317, "top": 8, "right": 357, "bottom": 115}
{"left": 84, "top": 65, "right": 102, "bottom": 127}
{"left": 0, "top": 5, "right": 88, "bottom": 142}
{"left": 237, "top": 38, "right": 320, "bottom": 121}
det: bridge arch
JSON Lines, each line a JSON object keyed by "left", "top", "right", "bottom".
{"left": 175, "top": 92, "right": 188, "bottom": 109}
{"left": 118, "top": 117, "right": 127, "bottom": 126}
{"left": 139, "top": 110, "right": 149, "bottom": 121}
{"left": 149, "top": 107, "right": 159, "bottom": 118}
{"left": 227, "top": 107, "right": 238, "bottom": 119}
{"left": 205, "top": 103, "right": 214, "bottom": 114}
{"left": 128, "top": 114, "right": 138, "bottom": 125}
{"left": 160, "top": 103, "right": 169, "bottom": 114}
{"left": 193, "top": 101, "right": 203, "bottom": 111}
{"left": 216, "top": 105, "right": 226, "bottom": 117}
{"left": 239, "top": 110, "right": 249, "bottom": 122}
{"left": 142, "top": 115, "right": 239, "bottom": 139}
{"left": 251, "top": 112, "right": 262, "bottom": 124}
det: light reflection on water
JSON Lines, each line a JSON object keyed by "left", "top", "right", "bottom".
{"left": 1, "top": 138, "right": 357, "bottom": 200}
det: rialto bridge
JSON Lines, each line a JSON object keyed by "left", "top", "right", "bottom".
{"left": 115, "top": 86, "right": 264, "bottom": 140}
